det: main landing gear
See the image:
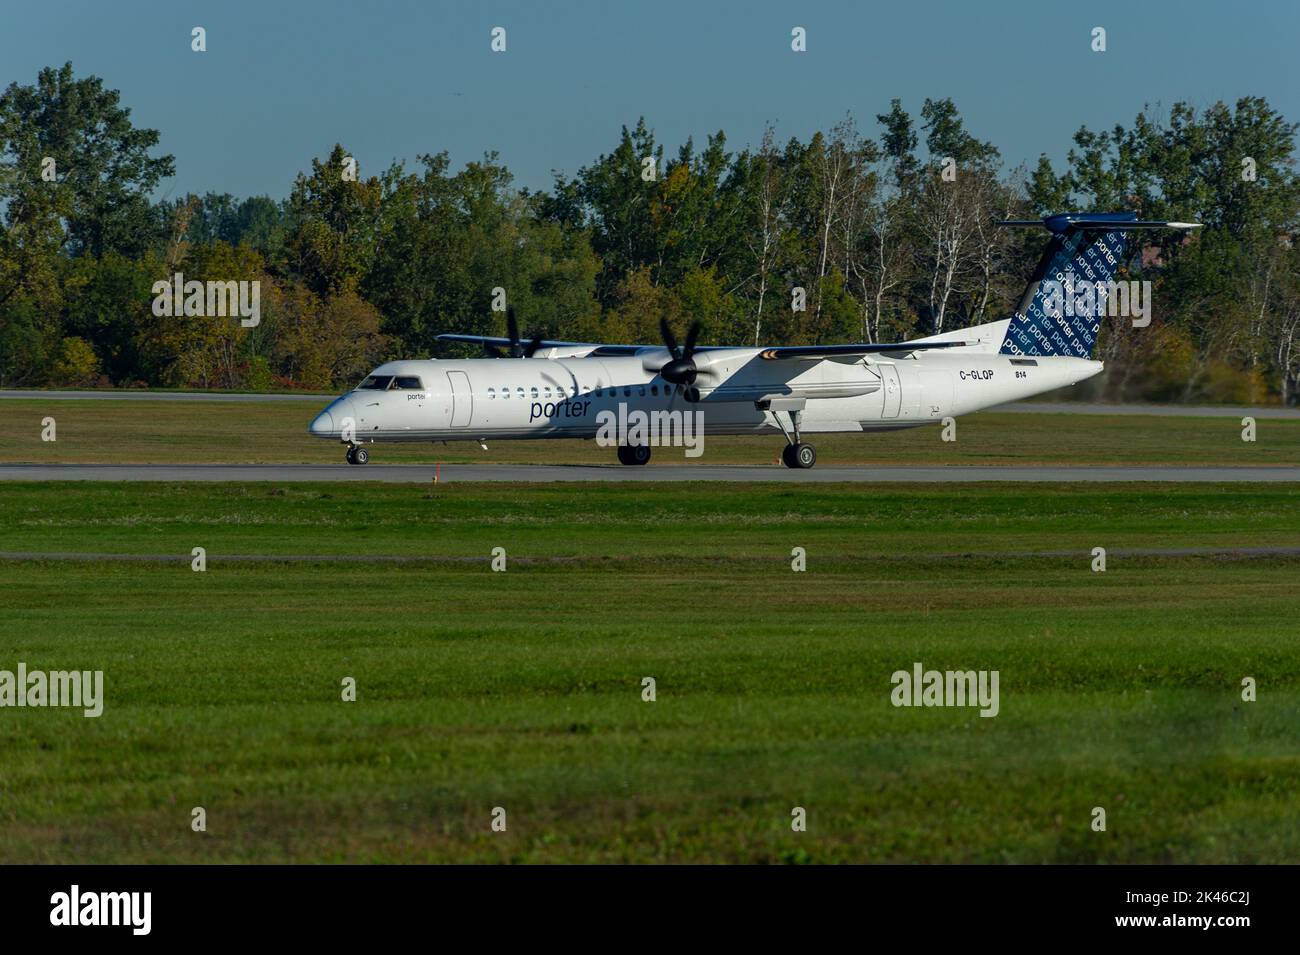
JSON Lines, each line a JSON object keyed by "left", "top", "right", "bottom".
{"left": 345, "top": 445, "right": 369, "bottom": 466}
{"left": 617, "top": 445, "right": 651, "bottom": 466}
{"left": 772, "top": 406, "right": 816, "bottom": 469}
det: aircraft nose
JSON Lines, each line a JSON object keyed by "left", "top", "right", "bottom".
{"left": 308, "top": 410, "right": 334, "bottom": 436}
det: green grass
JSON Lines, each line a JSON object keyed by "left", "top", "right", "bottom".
{"left": 0, "top": 482, "right": 1297, "bottom": 863}
{"left": 1, "top": 397, "right": 1297, "bottom": 465}
{"left": 1, "top": 481, "right": 1300, "bottom": 557}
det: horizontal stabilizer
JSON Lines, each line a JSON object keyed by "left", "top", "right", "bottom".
{"left": 996, "top": 212, "right": 1202, "bottom": 234}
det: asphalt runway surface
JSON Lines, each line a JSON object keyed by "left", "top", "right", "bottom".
{"left": 2, "top": 463, "right": 1298, "bottom": 482}
{"left": 3, "top": 389, "right": 1299, "bottom": 419}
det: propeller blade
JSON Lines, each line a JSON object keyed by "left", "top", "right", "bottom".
{"left": 657, "top": 318, "right": 702, "bottom": 385}
{"left": 682, "top": 321, "right": 701, "bottom": 359}
{"left": 506, "top": 307, "right": 522, "bottom": 357}
{"left": 523, "top": 334, "right": 545, "bottom": 358}
{"left": 659, "top": 317, "right": 679, "bottom": 357}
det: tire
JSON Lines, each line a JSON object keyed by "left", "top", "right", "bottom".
{"left": 345, "top": 447, "right": 357, "bottom": 465}
{"left": 781, "top": 444, "right": 799, "bottom": 468}
{"left": 353, "top": 447, "right": 369, "bottom": 466}
{"left": 618, "top": 445, "right": 650, "bottom": 466}
{"left": 795, "top": 443, "right": 816, "bottom": 469}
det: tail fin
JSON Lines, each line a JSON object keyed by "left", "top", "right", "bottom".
{"left": 996, "top": 212, "right": 1201, "bottom": 358}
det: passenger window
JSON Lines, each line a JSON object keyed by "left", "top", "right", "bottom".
{"left": 651, "top": 385, "right": 659, "bottom": 396}
{"left": 487, "top": 387, "right": 495, "bottom": 399}
{"left": 502, "top": 387, "right": 509, "bottom": 399}
{"left": 638, "top": 386, "right": 646, "bottom": 396}
{"left": 530, "top": 386, "right": 538, "bottom": 398}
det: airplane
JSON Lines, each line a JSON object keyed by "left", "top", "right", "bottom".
{"left": 308, "top": 212, "right": 1200, "bottom": 468}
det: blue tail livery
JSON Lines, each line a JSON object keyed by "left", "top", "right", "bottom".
{"left": 995, "top": 212, "right": 1201, "bottom": 358}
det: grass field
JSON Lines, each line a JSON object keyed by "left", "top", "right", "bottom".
{"left": 1, "top": 397, "right": 1298, "bottom": 466}
{"left": 1, "top": 482, "right": 1297, "bottom": 863}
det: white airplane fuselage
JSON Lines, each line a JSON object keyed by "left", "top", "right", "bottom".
{"left": 309, "top": 339, "right": 1101, "bottom": 447}
{"left": 306, "top": 212, "right": 1199, "bottom": 465}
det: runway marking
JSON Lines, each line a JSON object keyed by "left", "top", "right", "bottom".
{"left": 2, "top": 463, "right": 1298, "bottom": 483}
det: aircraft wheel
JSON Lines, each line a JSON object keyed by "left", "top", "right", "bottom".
{"left": 618, "top": 445, "right": 651, "bottom": 466}
{"left": 350, "top": 447, "right": 369, "bottom": 466}
{"left": 345, "top": 447, "right": 356, "bottom": 465}
{"left": 782, "top": 443, "right": 816, "bottom": 469}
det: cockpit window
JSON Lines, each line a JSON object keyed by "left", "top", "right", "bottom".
{"left": 392, "top": 376, "right": 424, "bottom": 389}
{"left": 358, "top": 375, "right": 393, "bottom": 390}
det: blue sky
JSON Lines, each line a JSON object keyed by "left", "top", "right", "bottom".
{"left": 4, "top": 0, "right": 1297, "bottom": 200}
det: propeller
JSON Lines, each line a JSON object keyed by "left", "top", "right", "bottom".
{"left": 658, "top": 318, "right": 702, "bottom": 386}
{"left": 484, "top": 307, "right": 545, "bottom": 358}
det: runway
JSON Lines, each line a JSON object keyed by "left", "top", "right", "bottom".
{"left": 3, "top": 390, "right": 1298, "bottom": 418}
{"left": 2, "top": 463, "right": 1298, "bottom": 483}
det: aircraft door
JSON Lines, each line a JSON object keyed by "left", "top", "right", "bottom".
{"left": 880, "top": 364, "right": 902, "bottom": 418}
{"left": 446, "top": 370, "right": 473, "bottom": 428}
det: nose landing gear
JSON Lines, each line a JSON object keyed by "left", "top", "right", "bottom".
{"left": 345, "top": 446, "right": 369, "bottom": 466}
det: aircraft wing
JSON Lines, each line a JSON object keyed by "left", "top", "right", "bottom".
{"left": 757, "top": 340, "right": 973, "bottom": 361}
{"left": 436, "top": 333, "right": 601, "bottom": 351}
{"left": 438, "top": 333, "right": 971, "bottom": 360}
{"left": 437, "top": 334, "right": 701, "bottom": 356}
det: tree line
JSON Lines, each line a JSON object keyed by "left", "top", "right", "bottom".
{"left": 2, "top": 63, "right": 1298, "bottom": 402}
